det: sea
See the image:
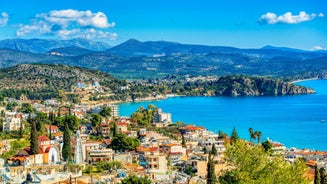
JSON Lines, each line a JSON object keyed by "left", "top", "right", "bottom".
{"left": 118, "top": 80, "right": 327, "bottom": 151}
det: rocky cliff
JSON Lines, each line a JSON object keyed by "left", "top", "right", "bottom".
{"left": 214, "top": 76, "right": 315, "bottom": 96}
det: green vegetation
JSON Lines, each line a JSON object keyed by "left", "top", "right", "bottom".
{"left": 120, "top": 175, "right": 152, "bottom": 184}
{"left": 62, "top": 121, "right": 71, "bottom": 161}
{"left": 261, "top": 140, "right": 273, "bottom": 154}
{"left": 219, "top": 141, "right": 310, "bottom": 184}
{"left": 95, "top": 160, "right": 123, "bottom": 172}
{"left": 0, "top": 64, "right": 314, "bottom": 106}
{"left": 29, "top": 116, "right": 39, "bottom": 155}
{"left": 0, "top": 139, "right": 29, "bottom": 159}
{"left": 100, "top": 106, "right": 112, "bottom": 118}
{"left": 111, "top": 134, "right": 140, "bottom": 152}
{"left": 230, "top": 127, "right": 239, "bottom": 144}
{"left": 315, "top": 166, "right": 327, "bottom": 184}
{"left": 131, "top": 105, "right": 157, "bottom": 127}
{"left": 207, "top": 151, "right": 217, "bottom": 184}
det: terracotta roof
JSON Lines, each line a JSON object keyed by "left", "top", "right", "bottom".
{"left": 52, "top": 132, "right": 63, "bottom": 137}
{"left": 161, "top": 143, "right": 180, "bottom": 147}
{"left": 45, "top": 125, "right": 58, "bottom": 131}
{"left": 146, "top": 147, "right": 158, "bottom": 152}
{"left": 306, "top": 160, "right": 317, "bottom": 167}
{"left": 180, "top": 125, "right": 205, "bottom": 131}
{"left": 117, "top": 122, "right": 129, "bottom": 126}
{"left": 272, "top": 143, "right": 283, "bottom": 147}
{"left": 38, "top": 135, "right": 50, "bottom": 142}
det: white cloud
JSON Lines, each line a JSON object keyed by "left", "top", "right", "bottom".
{"left": 16, "top": 9, "right": 116, "bottom": 40}
{"left": 258, "top": 11, "right": 323, "bottom": 25}
{"left": 312, "top": 46, "right": 326, "bottom": 51}
{"left": 0, "top": 12, "right": 9, "bottom": 26}
{"left": 57, "top": 28, "right": 117, "bottom": 40}
{"left": 40, "top": 9, "right": 115, "bottom": 28}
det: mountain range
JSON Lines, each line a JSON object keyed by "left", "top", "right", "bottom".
{"left": 0, "top": 38, "right": 111, "bottom": 53}
{"left": 0, "top": 38, "right": 326, "bottom": 79}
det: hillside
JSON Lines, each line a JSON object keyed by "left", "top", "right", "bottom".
{"left": 0, "top": 64, "right": 314, "bottom": 102}
{"left": 0, "top": 64, "right": 126, "bottom": 100}
{"left": 0, "top": 38, "right": 327, "bottom": 79}
{"left": 47, "top": 46, "right": 93, "bottom": 56}
{"left": 0, "top": 38, "right": 110, "bottom": 53}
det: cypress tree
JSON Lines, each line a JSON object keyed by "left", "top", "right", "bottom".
{"left": 181, "top": 134, "right": 186, "bottom": 147}
{"left": 29, "top": 116, "right": 39, "bottom": 155}
{"left": 62, "top": 121, "right": 71, "bottom": 161}
{"left": 314, "top": 164, "right": 320, "bottom": 184}
{"left": 19, "top": 120, "right": 23, "bottom": 139}
{"left": 320, "top": 167, "right": 327, "bottom": 184}
{"left": 207, "top": 152, "right": 217, "bottom": 184}
{"left": 230, "top": 127, "right": 239, "bottom": 144}
{"left": 112, "top": 122, "right": 117, "bottom": 138}
{"left": 211, "top": 143, "right": 217, "bottom": 156}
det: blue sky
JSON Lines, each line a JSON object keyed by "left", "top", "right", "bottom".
{"left": 0, "top": 0, "right": 326, "bottom": 50}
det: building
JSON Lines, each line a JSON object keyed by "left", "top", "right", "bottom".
{"left": 3, "top": 112, "right": 24, "bottom": 131}
{"left": 160, "top": 143, "right": 186, "bottom": 161}
{"left": 153, "top": 109, "right": 172, "bottom": 127}
{"left": 138, "top": 147, "right": 168, "bottom": 173}
{"left": 117, "top": 122, "right": 129, "bottom": 134}
{"left": 87, "top": 148, "right": 113, "bottom": 164}
{"left": 8, "top": 136, "right": 60, "bottom": 166}
{"left": 45, "top": 125, "right": 59, "bottom": 134}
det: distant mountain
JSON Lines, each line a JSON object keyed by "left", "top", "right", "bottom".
{"left": 106, "top": 39, "right": 180, "bottom": 56}
{"left": 261, "top": 45, "right": 307, "bottom": 53}
{"left": 0, "top": 38, "right": 327, "bottom": 79}
{"left": 0, "top": 38, "right": 111, "bottom": 53}
{"left": 47, "top": 46, "right": 94, "bottom": 56}
{"left": 107, "top": 39, "right": 325, "bottom": 59}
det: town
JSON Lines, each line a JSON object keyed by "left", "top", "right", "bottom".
{"left": 0, "top": 81, "right": 326, "bottom": 184}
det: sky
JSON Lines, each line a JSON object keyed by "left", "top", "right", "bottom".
{"left": 0, "top": 0, "right": 326, "bottom": 50}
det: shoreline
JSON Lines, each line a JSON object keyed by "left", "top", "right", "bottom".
{"left": 290, "top": 77, "right": 319, "bottom": 83}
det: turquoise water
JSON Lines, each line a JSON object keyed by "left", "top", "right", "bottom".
{"left": 118, "top": 80, "right": 327, "bottom": 151}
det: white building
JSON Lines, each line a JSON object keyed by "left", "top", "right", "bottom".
{"left": 3, "top": 112, "right": 24, "bottom": 131}
{"left": 153, "top": 109, "right": 172, "bottom": 127}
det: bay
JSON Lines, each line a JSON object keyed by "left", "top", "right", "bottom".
{"left": 118, "top": 80, "right": 327, "bottom": 151}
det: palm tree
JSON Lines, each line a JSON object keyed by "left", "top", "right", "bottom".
{"left": 256, "top": 131, "right": 262, "bottom": 144}
{"left": 249, "top": 128, "right": 253, "bottom": 142}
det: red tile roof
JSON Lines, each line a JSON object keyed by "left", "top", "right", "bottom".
{"left": 38, "top": 135, "right": 50, "bottom": 142}
{"left": 45, "top": 125, "right": 59, "bottom": 131}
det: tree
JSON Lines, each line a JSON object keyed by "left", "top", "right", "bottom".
{"left": 29, "top": 116, "right": 39, "bottom": 155}
{"left": 248, "top": 128, "right": 253, "bottom": 142}
{"left": 96, "top": 160, "right": 123, "bottom": 173}
{"left": 211, "top": 143, "right": 218, "bottom": 157}
{"left": 21, "top": 103, "right": 34, "bottom": 114}
{"left": 221, "top": 140, "right": 310, "bottom": 184}
{"left": 181, "top": 134, "right": 186, "bottom": 147}
{"left": 100, "top": 106, "right": 112, "bottom": 118}
{"left": 121, "top": 175, "right": 151, "bottom": 184}
{"left": 230, "top": 127, "right": 239, "bottom": 144}
{"left": 255, "top": 131, "right": 262, "bottom": 144}
{"left": 218, "top": 130, "right": 227, "bottom": 138}
{"left": 315, "top": 164, "right": 321, "bottom": 184}
{"left": 62, "top": 121, "right": 71, "bottom": 161}
{"left": 111, "top": 134, "right": 140, "bottom": 152}
{"left": 91, "top": 114, "right": 102, "bottom": 134}
{"left": 320, "top": 167, "right": 327, "bottom": 184}
{"left": 65, "top": 115, "right": 80, "bottom": 132}
{"left": 261, "top": 140, "right": 273, "bottom": 154}
{"left": 207, "top": 152, "right": 217, "bottom": 184}
{"left": 111, "top": 121, "right": 117, "bottom": 138}
{"left": 19, "top": 120, "right": 24, "bottom": 139}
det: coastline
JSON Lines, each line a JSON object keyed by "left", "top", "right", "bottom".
{"left": 290, "top": 77, "right": 319, "bottom": 84}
